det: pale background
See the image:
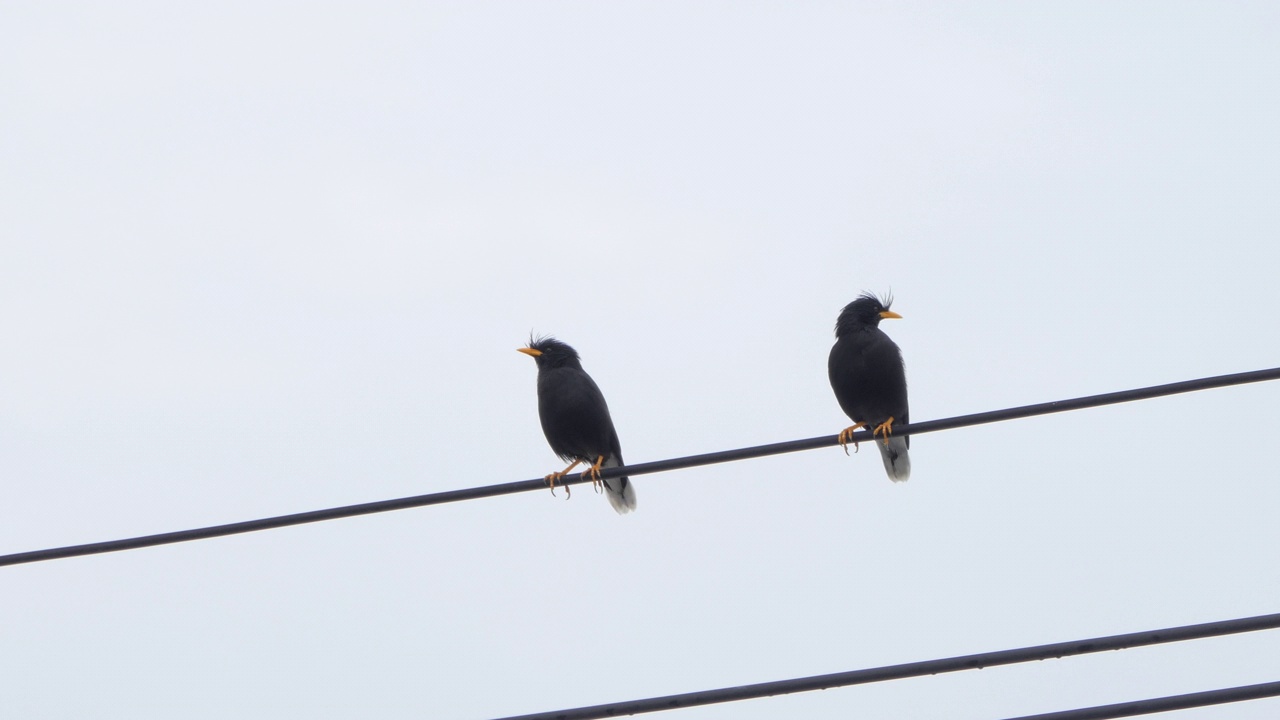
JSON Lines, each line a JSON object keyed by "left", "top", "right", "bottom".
{"left": 2, "top": 2, "right": 1279, "bottom": 719}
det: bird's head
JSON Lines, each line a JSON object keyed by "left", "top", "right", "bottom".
{"left": 517, "top": 335, "right": 583, "bottom": 370}
{"left": 835, "top": 291, "right": 902, "bottom": 336}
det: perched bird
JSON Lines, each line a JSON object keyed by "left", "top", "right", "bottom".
{"left": 518, "top": 336, "right": 637, "bottom": 514}
{"left": 828, "top": 292, "right": 911, "bottom": 481}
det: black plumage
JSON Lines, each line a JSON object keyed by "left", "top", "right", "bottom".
{"left": 518, "top": 336, "right": 636, "bottom": 514}
{"left": 828, "top": 292, "right": 911, "bottom": 481}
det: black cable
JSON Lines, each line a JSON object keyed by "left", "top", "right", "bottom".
{"left": 595, "top": 366, "right": 1280, "bottom": 478}
{"left": 490, "top": 613, "right": 1280, "bottom": 720}
{"left": 2, "top": 367, "right": 1277, "bottom": 568}
{"left": 999, "top": 680, "right": 1280, "bottom": 720}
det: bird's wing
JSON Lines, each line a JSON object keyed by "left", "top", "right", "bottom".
{"left": 538, "top": 368, "right": 621, "bottom": 462}
{"left": 829, "top": 329, "right": 909, "bottom": 430}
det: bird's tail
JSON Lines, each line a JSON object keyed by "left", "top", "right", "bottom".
{"left": 876, "top": 436, "right": 911, "bottom": 482}
{"left": 601, "top": 455, "right": 637, "bottom": 514}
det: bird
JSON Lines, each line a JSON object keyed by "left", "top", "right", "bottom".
{"left": 828, "top": 292, "right": 911, "bottom": 481}
{"left": 518, "top": 336, "right": 637, "bottom": 514}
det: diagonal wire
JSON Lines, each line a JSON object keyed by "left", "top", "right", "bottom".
{"left": 999, "top": 680, "right": 1280, "bottom": 720}
{"left": 2, "top": 367, "right": 1277, "bottom": 568}
{"left": 490, "top": 613, "right": 1280, "bottom": 720}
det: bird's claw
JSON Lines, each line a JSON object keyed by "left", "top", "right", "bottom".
{"left": 838, "top": 422, "right": 868, "bottom": 455}
{"left": 544, "top": 472, "right": 572, "bottom": 499}
{"left": 581, "top": 455, "right": 606, "bottom": 493}
{"left": 872, "top": 417, "right": 896, "bottom": 447}
{"left": 544, "top": 459, "right": 582, "bottom": 500}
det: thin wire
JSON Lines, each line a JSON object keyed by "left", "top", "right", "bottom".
{"left": 999, "top": 680, "right": 1280, "bottom": 720}
{"left": 2, "top": 366, "right": 1277, "bottom": 568}
{"left": 490, "top": 613, "right": 1280, "bottom": 720}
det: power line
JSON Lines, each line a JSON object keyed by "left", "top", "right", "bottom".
{"left": 2, "top": 366, "right": 1276, "bottom": 569}
{"left": 1000, "top": 680, "right": 1280, "bottom": 720}
{"left": 491, "top": 612, "right": 1280, "bottom": 720}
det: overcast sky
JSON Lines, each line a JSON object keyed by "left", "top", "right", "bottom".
{"left": 2, "top": 2, "right": 1279, "bottom": 719}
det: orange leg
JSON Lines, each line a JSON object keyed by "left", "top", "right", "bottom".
{"left": 544, "top": 459, "right": 582, "bottom": 499}
{"left": 581, "top": 455, "right": 606, "bottom": 492}
{"left": 838, "top": 422, "right": 868, "bottom": 455}
{"left": 872, "top": 417, "right": 896, "bottom": 447}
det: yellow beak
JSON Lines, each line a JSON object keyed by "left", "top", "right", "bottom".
{"left": 879, "top": 310, "right": 903, "bottom": 320}
{"left": 517, "top": 347, "right": 542, "bottom": 357}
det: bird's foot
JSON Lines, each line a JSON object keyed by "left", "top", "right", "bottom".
{"left": 543, "top": 471, "right": 573, "bottom": 499}
{"left": 838, "top": 422, "right": 868, "bottom": 455}
{"left": 872, "top": 417, "right": 896, "bottom": 447}
{"left": 581, "top": 455, "right": 606, "bottom": 493}
{"left": 544, "top": 460, "right": 582, "bottom": 499}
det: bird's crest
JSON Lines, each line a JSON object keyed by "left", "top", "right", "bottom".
{"left": 524, "top": 333, "right": 583, "bottom": 367}
{"left": 835, "top": 291, "right": 895, "bottom": 336}
{"left": 859, "top": 290, "right": 893, "bottom": 309}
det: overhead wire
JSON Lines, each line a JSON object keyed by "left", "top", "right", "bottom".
{"left": 491, "top": 612, "right": 1280, "bottom": 720}
{"left": 1, "top": 366, "right": 1277, "bottom": 568}
{"left": 999, "top": 680, "right": 1280, "bottom": 720}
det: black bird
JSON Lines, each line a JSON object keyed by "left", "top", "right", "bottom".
{"left": 518, "top": 336, "right": 637, "bottom": 514}
{"left": 828, "top": 292, "right": 911, "bottom": 481}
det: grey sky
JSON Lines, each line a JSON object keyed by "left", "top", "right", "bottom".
{"left": 2, "top": 2, "right": 1278, "bottom": 718}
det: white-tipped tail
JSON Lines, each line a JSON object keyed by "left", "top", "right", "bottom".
{"left": 602, "top": 455, "right": 637, "bottom": 514}
{"left": 877, "top": 437, "right": 911, "bottom": 482}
